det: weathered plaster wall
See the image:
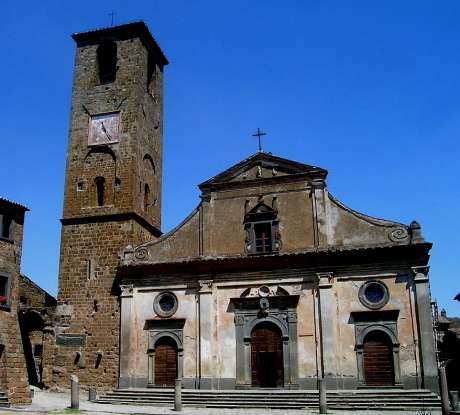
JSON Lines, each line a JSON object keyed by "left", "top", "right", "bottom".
{"left": 316, "top": 190, "right": 409, "bottom": 246}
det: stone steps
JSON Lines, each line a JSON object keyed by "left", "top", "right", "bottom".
{"left": 0, "top": 390, "right": 9, "bottom": 407}
{"left": 96, "top": 388, "right": 441, "bottom": 410}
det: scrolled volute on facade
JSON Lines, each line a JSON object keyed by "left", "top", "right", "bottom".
{"left": 387, "top": 226, "right": 409, "bottom": 242}
{"left": 133, "top": 247, "right": 150, "bottom": 261}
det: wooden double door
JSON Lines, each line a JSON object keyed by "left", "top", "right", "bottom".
{"left": 363, "top": 331, "right": 395, "bottom": 386}
{"left": 154, "top": 337, "right": 177, "bottom": 386}
{"left": 251, "top": 322, "right": 283, "bottom": 388}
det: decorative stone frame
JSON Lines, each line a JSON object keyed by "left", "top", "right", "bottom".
{"left": 358, "top": 279, "right": 390, "bottom": 310}
{"left": 243, "top": 201, "right": 282, "bottom": 254}
{"left": 146, "top": 319, "right": 185, "bottom": 386}
{"left": 153, "top": 291, "right": 179, "bottom": 318}
{"left": 231, "top": 295, "right": 300, "bottom": 389}
{"left": 352, "top": 310, "right": 402, "bottom": 387}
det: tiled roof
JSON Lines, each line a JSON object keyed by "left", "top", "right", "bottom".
{"left": 72, "top": 21, "right": 168, "bottom": 65}
{"left": 438, "top": 315, "right": 451, "bottom": 324}
{"left": 0, "top": 197, "right": 29, "bottom": 211}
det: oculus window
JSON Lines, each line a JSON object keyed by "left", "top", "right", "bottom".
{"left": 154, "top": 292, "right": 178, "bottom": 318}
{"left": 359, "top": 280, "right": 390, "bottom": 310}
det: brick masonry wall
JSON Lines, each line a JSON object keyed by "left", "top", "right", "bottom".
{"left": 54, "top": 219, "right": 155, "bottom": 390}
{"left": 18, "top": 274, "right": 56, "bottom": 390}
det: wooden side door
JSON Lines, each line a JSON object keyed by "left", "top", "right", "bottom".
{"left": 154, "top": 337, "right": 177, "bottom": 387}
{"left": 363, "top": 331, "right": 394, "bottom": 386}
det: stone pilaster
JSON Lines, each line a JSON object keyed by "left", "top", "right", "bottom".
{"left": 198, "top": 279, "right": 213, "bottom": 389}
{"left": 317, "top": 272, "right": 337, "bottom": 389}
{"left": 118, "top": 285, "right": 133, "bottom": 388}
{"left": 412, "top": 266, "right": 439, "bottom": 393}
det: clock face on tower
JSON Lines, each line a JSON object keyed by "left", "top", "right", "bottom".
{"left": 88, "top": 113, "right": 120, "bottom": 145}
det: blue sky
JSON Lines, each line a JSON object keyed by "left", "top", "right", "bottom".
{"left": 1, "top": 1, "right": 459, "bottom": 316}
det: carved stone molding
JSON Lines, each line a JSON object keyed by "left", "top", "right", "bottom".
{"left": 235, "top": 315, "right": 245, "bottom": 326}
{"left": 123, "top": 245, "right": 133, "bottom": 262}
{"left": 287, "top": 312, "right": 298, "bottom": 323}
{"left": 317, "top": 272, "right": 333, "bottom": 288}
{"left": 388, "top": 227, "right": 409, "bottom": 242}
{"left": 198, "top": 279, "right": 213, "bottom": 293}
{"left": 412, "top": 266, "right": 430, "bottom": 282}
{"left": 134, "top": 247, "right": 150, "bottom": 261}
{"left": 120, "top": 285, "right": 134, "bottom": 297}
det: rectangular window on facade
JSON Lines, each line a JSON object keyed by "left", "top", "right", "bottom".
{"left": 0, "top": 214, "right": 13, "bottom": 240}
{"left": 33, "top": 344, "right": 43, "bottom": 357}
{"left": 0, "top": 273, "right": 11, "bottom": 309}
{"left": 0, "top": 276, "right": 8, "bottom": 297}
{"left": 254, "top": 223, "right": 272, "bottom": 253}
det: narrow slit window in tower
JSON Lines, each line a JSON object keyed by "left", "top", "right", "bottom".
{"left": 95, "top": 177, "right": 105, "bottom": 206}
{"left": 144, "top": 184, "right": 150, "bottom": 211}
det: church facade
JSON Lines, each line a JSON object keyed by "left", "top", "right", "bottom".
{"left": 118, "top": 152, "right": 437, "bottom": 392}
{"left": 51, "top": 21, "right": 438, "bottom": 395}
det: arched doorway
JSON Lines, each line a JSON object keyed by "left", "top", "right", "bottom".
{"left": 251, "top": 322, "right": 283, "bottom": 388}
{"left": 363, "top": 330, "right": 395, "bottom": 386}
{"left": 19, "top": 310, "right": 45, "bottom": 388}
{"left": 154, "top": 337, "right": 177, "bottom": 386}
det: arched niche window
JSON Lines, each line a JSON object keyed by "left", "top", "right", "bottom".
{"left": 143, "top": 154, "right": 155, "bottom": 174}
{"left": 95, "top": 177, "right": 105, "bottom": 206}
{"left": 144, "top": 184, "right": 150, "bottom": 211}
{"left": 97, "top": 40, "right": 117, "bottom": 84}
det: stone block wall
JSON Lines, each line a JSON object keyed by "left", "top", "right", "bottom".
{"left": 0, "top": 198, "right": 31, "bottom": 405}
{"left": 18, "top": 274, "right": 56, "bottom": 390}
{"left": 54, "top": 22, "right": 167, "bottom": 391}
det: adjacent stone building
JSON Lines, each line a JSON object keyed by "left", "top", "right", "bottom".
{"left": 18, "top": 274, "right": 56, "bottom": 390}
{"left": 436, "top": 309, "right": 460, "bottom": 395}
{"left": 0, "top": 198, "right": 56, "bottom": 405}
{"left": 0, "top": 197, "right": 31, "bottom": 405}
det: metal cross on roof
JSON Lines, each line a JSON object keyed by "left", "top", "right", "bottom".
{"left": 252, "top": 128, "right": 266, "bottom": 152}
{"left": 109, "top": 11, "right": 117, "bottom": 26}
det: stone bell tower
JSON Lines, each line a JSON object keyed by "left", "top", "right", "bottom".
{"left": 54, "top": 21, "right": 168, "bottom": 389}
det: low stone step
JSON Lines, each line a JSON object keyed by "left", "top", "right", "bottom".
{"left": 96, "top": 388, "right": 441, "bottom": 411}
{"left": 0, "top": 392, "right": 9, "bottom": 407}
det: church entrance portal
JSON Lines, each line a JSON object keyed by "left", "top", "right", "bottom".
{"left": 363, "top": 331, "right": 394, "bottom": 386}
{"left": 251, "top": 322, "right": 283, "bottom": 388}
{"left": 154, "top": 337, "right": 177, "bottom": 387}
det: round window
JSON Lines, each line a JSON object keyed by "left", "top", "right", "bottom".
{"left": 159, "top": 295, "right": 175, "bottom": 312}
{"left": 358, "top": 280, "right": 389, "bottom": 310}
{"left": 154, "top": 292, "right": 178, "bottom": 317}
{"left": 364, "top": 285, "right": 384, "bottom": 303}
